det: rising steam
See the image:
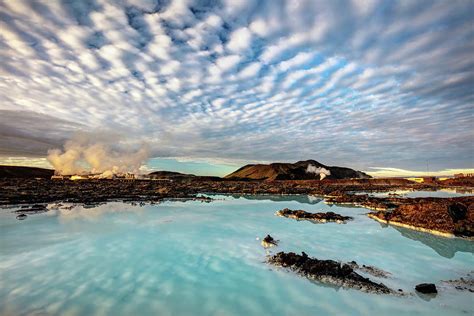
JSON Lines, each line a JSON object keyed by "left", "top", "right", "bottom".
{"left": 306, "top": 164, "right": 331, "bottom": 180}
{"left": 47, "top": 133, "right": 149, "bottom": 176}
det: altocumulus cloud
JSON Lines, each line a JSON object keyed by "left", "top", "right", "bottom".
{"left": 0, "top": 0, "right": 473, "bottom": 173}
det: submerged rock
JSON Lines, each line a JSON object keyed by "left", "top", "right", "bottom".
{"left": 415, "top": 283, "right": 437, "bottom": 294}
{"left": 15, "top": 204, "right": 48, "bottom": 214}
{"left": 268, "top": 252, "right": 393, "bottom": 294}
{"left": 16, "top": 214, "right": 27, "bottom": 220}
{"left": 276, "top": 208, "right": 353, "bottom": 223}
{"left": 347, "top": 261, "right": 391, "bottom": 278}
{"left": 442, "top": 276, "right": 474, "bottom": 292}
{"left": 261, "top": 234, "right": 278, "bottom": 248}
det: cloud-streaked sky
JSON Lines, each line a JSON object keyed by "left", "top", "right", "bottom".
{"left": 0, "top": 0, "right": 473, "bottom": 176}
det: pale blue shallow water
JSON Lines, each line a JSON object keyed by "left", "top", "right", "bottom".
{"left": 1, "top": 195, "right": 473, "bottom": 316}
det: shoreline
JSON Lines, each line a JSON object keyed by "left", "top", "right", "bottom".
{"left": 367, "top": 213, "right": 457, "bottom": 239}
{"left": 1, "top": 178, "right": 473, "bottom": 239}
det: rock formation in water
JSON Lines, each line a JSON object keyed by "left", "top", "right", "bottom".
{"left": 368, "top": 196, "right": 474, "bottom": 237}
{"left": 261, "top": 234, "right": 278, "bottom": 248}
{"left": 268, "top": 252, "right": 393, "bottom": 294}
{"left": 225, "top": 160, "right": 371, "bottom": 180}
{"left": 442, "top": 274, "right": 474, "bottom": 292}
{"left": 415, "top": 283, "right": 437, "bottom": 294}
{"left": 347, "top": 261, "right": 391, "bottom": 278}
{"left": 276, "top": 208, "right": 353, "bottom": 223}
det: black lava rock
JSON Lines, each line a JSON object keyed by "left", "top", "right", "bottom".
{"left": 415, "top": 283, "right": 437, "bottom": 294}
{"left": 16, "top": 214, "right": 27, "bottom": 220}
{"left": 268, "top": 252, "right": 393, "bottom": 294}
{"left": 448, "top": 203, "right": 467, "bottom": 222}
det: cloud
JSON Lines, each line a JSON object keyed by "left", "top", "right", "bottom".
{"left": 0, "top": 0, "right": 472, "bottom": 173}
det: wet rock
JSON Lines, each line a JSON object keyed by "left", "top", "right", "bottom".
{"left": 442, "top": 276, "right": 474, "bottom": 292}
{"left": 448, "top": 202, "right": 467, "bottom": 222}
{"left": 415, "top": 283, "right": 437, "bottom": 294}
{"left": 368, "top": 196, "right": 474, "bottom": 238}
{"left": 347, "top": 261, "right": 391, "bottom": 278}
{"left": 15, "top": 204, "right": 48, "bottom": 214}
{"left": 268, "top": 252, "right": 393, "bottom": 294}
{"left": 261, "top": 234, "right": 278, "bottom": 248}
{"left": 276, "top": 208, "right": 353, "bottom": 223}
{"left": 16, "top": 214, "right": 27, "bottom": 220}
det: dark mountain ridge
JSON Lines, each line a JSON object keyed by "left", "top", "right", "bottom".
{"left": 0, "top": 165, "right": 54, "bottom": 179}
{"left": 225, "top": 160, "right": 371, "bottom": 180}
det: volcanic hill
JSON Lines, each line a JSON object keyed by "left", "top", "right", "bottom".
{"left": 224, "top": 160, "right": 371, "bottom": 180}
{"left": 0, "top": 165, "right": 54, "bottom": 179}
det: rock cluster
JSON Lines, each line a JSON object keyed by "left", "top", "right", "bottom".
{"left": 268, "top": 252, "right": 393, "bottom": 294}
{"left": 276, "top": 208, "right": 353, "bottom": 223}
{"left": 442, "top": 276, "right": 474, "bottom": 292}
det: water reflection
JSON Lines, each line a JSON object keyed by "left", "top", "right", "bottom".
{"left": 391, "top": 225, "right": 474, "bottom": 259}
{"left": 231, "top": 194, "right": 323, "bottom": 204}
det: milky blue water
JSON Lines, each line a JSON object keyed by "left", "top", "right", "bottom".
{"left": 1, "top": 195, "right": 473, "bottom": 316}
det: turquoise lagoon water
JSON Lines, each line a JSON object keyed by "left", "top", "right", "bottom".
{"left": 1, "top": 195, "right": 473, "bottom": 316}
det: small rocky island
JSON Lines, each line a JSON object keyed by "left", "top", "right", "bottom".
{"left": 268, "top": 252, "right": 394, "bottom": 294}
{"left": 276, "top": 208, "right": 353, "bottom": 223}
{"left": 261, "top": 234, "right": 279, "bottom": 248}
{"left": 367, "top": 197, "right": 474, "bottom": 238}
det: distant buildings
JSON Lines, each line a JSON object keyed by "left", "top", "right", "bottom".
{"left": 406, "top": 173, "right": 472, "bottom": 183}
{"left": 51, "top": 172, "right": 141, "bottom": 180}
{"left": 51, "top": 175, "right": 67, "bottom": 180}
{"left": 405, "top": 176, "right": 438, "bottom": 183}
{"left": 422, "top": 176, "right": 437, "bottom": 184}
{"left": 454, "top": 173, "right": 474, "bottom": 178}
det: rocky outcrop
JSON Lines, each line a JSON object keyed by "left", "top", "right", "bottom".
{"left": 261, "top": 234, "right": 278, "bottom": 248}
{"left": 347, "top": 261, "right": 391, "bottom": 278}
{"left": 268, "top": 252, "right": 393, "bottom": 294}
{"left": 368, "top": 196, "right": 474, "bottom": 238}
{"left": 415, "top": 283, "right": 437, "bottom": 294}
{"left": 276, "top": 208, "right": 353, "bottom": 223}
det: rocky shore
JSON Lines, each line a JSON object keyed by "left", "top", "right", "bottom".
{"left": 0, "top": 177, "right": 447, "bottom": 206}
{"left": 367, "top": 197, "right": 474, "bottom": 238}
{"left": 268, "top": 252, "right": 394, "bottom": 294}
{"left": 276, "top": 208, "right": 353, "bottom": 223}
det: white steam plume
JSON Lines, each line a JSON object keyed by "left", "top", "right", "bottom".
{"left": 47, "top": 133, "right": 149, "bottom": 176}
{"left": 306, "top": 164, "right": 331, "bottom": 180}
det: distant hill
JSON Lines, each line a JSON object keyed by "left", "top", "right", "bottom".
{"left": 148, "top": 170, "right": 196, "bottom": 179}
{"left": 225, "top": 160, "right": 371, "bottom": 180}
{"left": 0, "top": 165, "right": 54, "bottom": 178}
{"left": 439, "top": 176, "right": 474, "bottom": 187}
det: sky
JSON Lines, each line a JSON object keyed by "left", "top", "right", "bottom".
{"left": 0, "top": 0, "right": 473, "bottom": 177}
